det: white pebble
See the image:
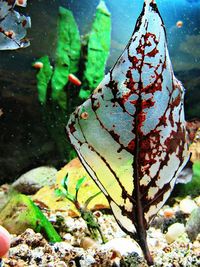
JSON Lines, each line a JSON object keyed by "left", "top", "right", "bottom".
{"left": 101, "top": 238, "right": 142, "bottom": 256}
{"left": 180, "top": 199, "right": 198, "bottom": 214}
{"left": 165, "top": 223, "right": 185, "bottom": 243}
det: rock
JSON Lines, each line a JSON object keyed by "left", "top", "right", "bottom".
{"left": 195, "top": 196, "right": 200, "bottom": 206}
{"left": 0, "top": 194, "right": 61, "bottom": 243}
{"left": 163, "top": 208, "right": 175, "bottom": 219}
{"left": 186, "top": 207, "right": 200, "bottom": 241}
{"left": 80, "top": 237, "right": 97, "bottom": 249}
{"left": 12, "top": 166, "right": 57, "bottom": 194}
{"left": 0, "top": 184, "right": 11, "bottom": 210}
{"left": 101, "top": 238, "right": 142, "bottom": 257}
{"left": 179, "top": 198, "right": 198, "bottom": 214}
{"left": 165, "top": 223, "right": 185, "bottom": 243}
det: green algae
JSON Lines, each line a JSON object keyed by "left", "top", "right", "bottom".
{"left": 0, "top": 194, "right": 61, "bottom": 243}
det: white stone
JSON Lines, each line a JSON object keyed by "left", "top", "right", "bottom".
{"left": 165, "top": 223, "right": 185, "bottom": 243}
{"left": 101, "top": 237, "right": 142, "bottom": 256}
{"left": 179, "top": 199, "right": 198, "bottom": 214}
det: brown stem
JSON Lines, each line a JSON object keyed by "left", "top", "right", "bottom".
{"left": 138, "top": 234, "right": 154, "bottom": 266}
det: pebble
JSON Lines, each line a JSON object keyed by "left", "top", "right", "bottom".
{"left": 186, "top": 207, "right": 200, "bottom": 241}
{"left": 165, "top": 223, "right": 185, "bottom": 243}
{"left": 179, "top": 198, "right": 198, "bottom": 214}
{"left": 101, "top": 238, "right": 142, "bottom": 256}
{"left": 163, "top": 208, "right": 175, "bottom": 219}
{"left": 195, "top": 196, "right": 200, "bottom": 207}
{"left": 80, "top": 237, "right": 97, "bottom": 249}
{"left": 12, "top": 166, "right": 57, "bottom": 194}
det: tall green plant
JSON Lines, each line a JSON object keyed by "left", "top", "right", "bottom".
{"left": 33, "top": 0, "right": 111, "bottom": 160}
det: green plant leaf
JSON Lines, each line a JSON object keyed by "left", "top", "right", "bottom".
{"left": 54, "top": 188, "right": 65, "bottom": 197}
{"left": 61, "top": 173, "right": 69, "bottom": 192}
{"left": 84, "top": 191, "right": 102, "bottom": 209}
{"left": 76, "top": 176, "right": 87, "bottom": 192}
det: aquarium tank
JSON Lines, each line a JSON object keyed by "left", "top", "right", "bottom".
{"left": 0, "top": 0, "right": 200, "bottom": 266}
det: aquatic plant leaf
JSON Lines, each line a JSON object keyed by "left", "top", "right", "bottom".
{"left": 67, "top": 0, "right": 189, "bottom": 264}
{"left": 0, "top": 0, "right": 31, "bottom": 50}
{"left": 76, "top": 176, "right": 87, "bottom": 192}
{"left": 79, "top": 0, "right": 111, "bottom": 99}
{"left": 34, "top": 56, "right": 53, "bottom": 104}
{"left": 51, "top": 7, "right": 81, "bottom": 109}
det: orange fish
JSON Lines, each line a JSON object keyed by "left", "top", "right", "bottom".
{"left": 32, "top": 61, "right": 44, "bottom": 69}
{"left": 176, "top": 20, "right": 183, "bottom": 28}
{"left": 68, "top": 74, "right": 82, "bottom": 86}
{"left": 16, "top": 0, "right": 27, "bottom": 7}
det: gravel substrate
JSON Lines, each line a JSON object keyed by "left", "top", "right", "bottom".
{"left": 1, "top": 196, "right": 200, "bottom": 266}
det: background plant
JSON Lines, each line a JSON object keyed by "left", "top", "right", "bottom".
{"left": 33, "top": 0, "right": 111, "bottom": 161}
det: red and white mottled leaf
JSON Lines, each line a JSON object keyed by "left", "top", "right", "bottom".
{"left": 67, "top": 0, "right": 189, "bottom": 263}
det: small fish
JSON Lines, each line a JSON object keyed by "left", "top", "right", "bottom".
{"left": 32, "top": 61, "right": 44, "bottom": 69}
{"left": 16, "top": 0, "right": 27, "bottom": 7}
{"left": 176, "top": 20, "right": 183, "bottom": 28}
{"left": 68, "top": 74, "right": 82, "bottom": 86}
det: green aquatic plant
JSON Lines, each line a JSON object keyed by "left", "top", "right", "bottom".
{"left": 55, "top": 174, "right": 106, "bottom": 243}
{"left": 79, "top": 0, "right": 111, "bottom": 99}
{"left": 33, "top": 0, "right": 111, "bottom": 160}
{"left": 51, "top": 7, "right": 81, "bottom": 110}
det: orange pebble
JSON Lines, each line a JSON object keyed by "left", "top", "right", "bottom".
{"left": 0, "top": 226, "right": 11, "bottom": 257}
{"left": 163, "top": 208, "right": 175, "bottom": 218}
{"left": 68, "top": 74, "right": 82, "bottom": 86}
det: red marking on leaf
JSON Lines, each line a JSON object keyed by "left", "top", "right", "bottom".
{"left": 137, "top": 112, "right": 146, "bottom": 132}
{"left": 130, "top": 100, "right": 138, "bottom": 105}
{"left": 22, "top": 20, "right": 27, "bottom": 27}
{"left": 141, "top": 98, "right": 155, "bottom": 109}
{"left": 146, "top": 47, "right": 159, "bottom": 57}
{"left": 140, "top": 138, "right": 151, "bottom": 151}
{"left": 171, "top": 95, "right": 181, "bottom": 108}
{"left": 129, "top": 55, "right": 139, "bottom": 67}
{"left": 68, "top": 123, "right": 76, "bottom": 134}
{"left": 128, "top": 140, "right": 135, "bottom": 152}
{"left": 125, "top": 70, "right": 136, "bottom": 91}
{"left": 159, "top": 115, "right": 168, "bottom": 127}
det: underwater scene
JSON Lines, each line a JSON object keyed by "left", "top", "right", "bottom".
{"left": 0, "top": 0, "right": 200, "bottom": 266}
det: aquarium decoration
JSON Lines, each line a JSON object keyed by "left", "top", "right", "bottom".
{"left": 66, "top": 0, "right": 190, "bottom": 265}
{"left": 0, "top": 0, "right": 31, "bottom": 50}
{"left": 34, "top": 0, "right": 111, "bottom": 159}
